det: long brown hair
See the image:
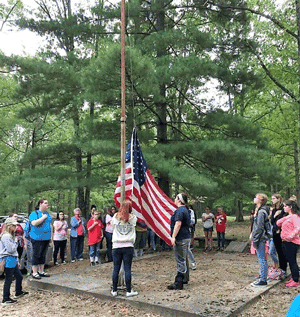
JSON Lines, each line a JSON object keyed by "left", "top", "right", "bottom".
{"left": 272, "top": 193, "right": 282, "bottom": 209}
{"left": 116, "top": 200, "right": 132, "bottom": 223}
{"left": 284, "top": 200, "right": 300, "bottom": 216}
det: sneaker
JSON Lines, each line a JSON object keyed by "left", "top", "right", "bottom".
{"left": 78, "top": 258, "right": 83, "bottom": 261}
{"left": 95, "top": 261, "right": 100, "bottom": 265}
{"left": 38, "top": 272, "right": 50, "bottom": 277}
{"left": 285, "top": 278, "right": 294, "bottom": 286}
{"left": 126, "top": 290, "right": 138, "bottom": 297}
{"left": 251, "top": 280, "right": 267, "bottom": 287}
{"left": 62, "top": 261, "right": 67, "bottom": 265}
{"left": 71, "top": 260, "right": 76, "bottom": 263}
{"left": 32, "top": 273, "right": 41, "bottom": 280}
{"left": 2, "top": 298, "right": 17, "bottom": 305}
{"left": 90, "top": 262, "right": 95, "bottom": 266}
{"left": 192, "top": 262, "right": 197, "bottom": 270}
{"left": 14, "top": 291, "right": 29, "bottom": 298}
{"left": 111, "top": 290, "right": 118, "bottom": 297}
{"left": 54, "top": 262, "right": 60, "bottom": 266}
{"left": 286, "top": 280, "right": 300, "bottom": 287}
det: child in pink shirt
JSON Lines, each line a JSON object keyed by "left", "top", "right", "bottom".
{"left": 277, "top": 200, "right": 300, "bottom": 287}
{"left": 87, "top": 210, "right": 103, "bottom": 266}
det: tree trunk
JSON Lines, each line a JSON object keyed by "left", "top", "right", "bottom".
{"left": 155, "top": 0, "right": 170, "bottom": 197}
{"left": 235, "top": 198, "right": 244, "bottom": 222}
{"left": 296, "top": 0, "right": 300, "bottom": 201}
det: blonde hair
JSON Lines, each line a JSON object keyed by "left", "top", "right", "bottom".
{"left": 256, "top": 193, "right": 268, "bottom": 205}
{"left": 1, "top": 223, "right": 16, "bottom": 238}
{"left": 74, "top": 208, "right": 81, "bottom": 215}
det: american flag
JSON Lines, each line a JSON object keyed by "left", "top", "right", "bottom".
{"left": 114, "top": 129, "right": 176, "bottom": 245}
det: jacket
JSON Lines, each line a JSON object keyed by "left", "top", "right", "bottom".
{"left": 0, "top": 233, "right": 18, "bottom": 259}
{"left": 251, "top": 206, "right": 272, "bottom": 248}
{"left": 277, "top": 214, "right": 300, "bottom": 245}
{"left": 70, "top": 216, "right": 87, "bottom": 238}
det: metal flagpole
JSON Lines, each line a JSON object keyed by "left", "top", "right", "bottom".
{"left": 118, "top": 0, "right": 126, "bottom": 289}
{"left": 120, "top": 0, "right": 126, "bottom": 203}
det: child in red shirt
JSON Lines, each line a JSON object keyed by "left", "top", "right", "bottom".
{"left": 87, "top": 210, "right": 104, "bottom": 266}
{"left": 215, "top": 206, "right": 227, "bottom": 251}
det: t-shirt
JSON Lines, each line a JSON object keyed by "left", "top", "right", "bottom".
{"left": 53, "top": 220, "right": 68, "bottom": 241}
{"left": 105, "top": 214, "right": 113, "bottom": 233}
{"left": 215, "top": 212, "right": 227, "bottom": 232}
{"left": 170, "top": 206, "right": 191, "bottom": 241}
{"left": 202, "top": 212, "right": 214, "bottom": 229}
{"left": 29, "top": 210, "right": 52, "bottom": 241}
{"left": 87, "top": 219, "right": 104, "bottom": 246}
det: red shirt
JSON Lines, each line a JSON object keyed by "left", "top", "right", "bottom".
{"left": 215, "top": 212, "right": 227, "bottom": 232}
{"left": 87, "top": 219, "right": 103, "bottom": 246}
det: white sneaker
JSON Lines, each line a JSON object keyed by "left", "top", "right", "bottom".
{"left": 126, "top": 290, "right": 138, "bottom": 297}
{"left": 111, "top": 290, "right": 118, "bottom": 297}
{"left": 192, "top": 262, "right": 197, "bottom": 270}
{"left": 78, "top": 258, "right": 83, "bottom": 261}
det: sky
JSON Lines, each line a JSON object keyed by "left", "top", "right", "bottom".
{"left": 0, "top": 0, "right": 120, "bottom": 56}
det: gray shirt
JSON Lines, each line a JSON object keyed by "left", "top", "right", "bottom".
{"left": 0, "top": 233, "right": 18, "bottom": 258}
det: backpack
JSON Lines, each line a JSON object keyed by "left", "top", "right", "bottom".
{"left": 24, "top": 211, "right": 39, "bottom": 240}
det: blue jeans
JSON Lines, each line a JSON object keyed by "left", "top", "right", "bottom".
{"left": 70, "top": 236, "right": 84, "bottom": 260}
{"left": 112, "top": 247, "right": 134, "bottom": 292}
{"left": 147, "top": 228, "right": 156, "bottom": 250}
{"left": 89, "top": 242, "right": 101, "bottom": 262}
{"left": 268, "top": 239, "right": 279, "bottom": 265}
{"left": 25, "top": 238, "right": 33, "bottom": 274}
{"left": 3, "top": 265, "right": 23, "bottom": 301}
{"left": 256, "top": 240, "right": 268, "bottom": 282}
{"left": 217, "top": 231, "right": 226, "bottom": 248}
{"left": 105, "top": 232, "right": 113, "bottom": 262}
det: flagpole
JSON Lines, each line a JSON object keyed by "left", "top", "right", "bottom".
{"left": 120, "top": 0, "right": 126, "bottom": 203}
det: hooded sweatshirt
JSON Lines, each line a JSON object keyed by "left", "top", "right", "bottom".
{"left": 112, "top": 213, "right": 137, "bottom": 249}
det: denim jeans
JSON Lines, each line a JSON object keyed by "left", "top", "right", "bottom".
{"left": 268, "top": 239, "right": 279, "bottom": 265}
{"left": 217, "top": 231, "right": 226, "bottom": 248}
{"left": 3, "top": 265, "right": 23, "bottom": 301}
{"left": 256, "top": 240, "right": 268, "bottom": 282}
{"left": 282, "top": 242, "right": 299, "bottom": 282}
{"left": 53, "top": 240, "right": 67, "bottom": 263}
{"left": 174, "top": 238, "right": 190, "bottom": 283}
{"left": 25, "top": 238, "right": 33, "bottom": 274}
{"left": 112, "top": 247, "right": 134, "bottom": 292}
{"left": 89, "top": 242, "right": 101, "bottom": 262}
{"left": 105, "top": 232, "right": 113, "bottom": 262}
{"left": 31, "top": 239, "right": 50, "bottom": 266}
{"left": 70, "top": 235, "right": 84, "bottom": 261}
{"left": 147, "top": 228, "right": 156, "bottom": 250}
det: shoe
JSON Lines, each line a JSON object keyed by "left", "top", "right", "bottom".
{"left": 192, "top": 262, "right": 197, "bottom": 270}
{"left": 285, "top": 278, "right": 294, "bottom": 286}
{"left": 111, "top": 290, "right": 118, "bottom": 297}
{"left": 62, "top": 261, "right": 67, "bottom": 265}
{"left": 95, "top": 261, "right": 100, "bottom": 265}
{"left": 126, "top": 290, "right": 138, "bottom": 297}
{"left": 2, "top": 298, "right": 17, "bottom": 305}
{"left": 251, "top": 280, "right": 267, "bottom": 286}
{"left": 54, "top": 262, "right": 60, "bottom": 266}
{"left": 71, "top": 260, "right": 76, "bottom": 263}
{"left": 78, "top": 258, "right": 83, "bottom": 261}
{"left": 38, "top": 272, "right": 50, "bottom": 277}
{"left": 90, "top": 262, "right": 95, "bottom": 266}
{"left": 14, "top": 291, "right": 29, "bottom": 298}
{"left": 32, "top": 273, "right": 41, "bottom": 280}
{"left": 286, "top": 280, "right": 300, "bottom": 287}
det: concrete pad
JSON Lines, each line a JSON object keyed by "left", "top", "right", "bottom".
{"left": 224, "top": 241, "right": 249, "bottom": 253}
{"left": 28, "top": 254, "right": 285, "bottom": 317}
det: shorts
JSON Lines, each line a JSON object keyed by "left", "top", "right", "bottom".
{"left": 204, "top": 227, "right": 213, "bottom": 232}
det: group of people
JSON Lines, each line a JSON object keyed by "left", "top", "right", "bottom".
{"left": 251, "top": 193, "right": 300, "bottom": 288}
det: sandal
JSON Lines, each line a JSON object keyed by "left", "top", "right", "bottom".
{"left": 32, "top": 273, "right": 41, "bottom": 279}
{"left": 38, "top": 272, "right": 50, "bottom": 277}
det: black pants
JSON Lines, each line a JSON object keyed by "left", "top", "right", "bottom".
{"left": 31, "top": 239, "right": 50, "bottom": 266}
{"left": 53, "top": 240, "right": 67, "bottom": 263}
{"left": 282, "top": 242, "right": 299, "bottom": 282}
{"left": 3, "top": 265, "right": 23, "bottom": 301}
{"left": 273, "top": 233, "right": 287, "bottom": 271}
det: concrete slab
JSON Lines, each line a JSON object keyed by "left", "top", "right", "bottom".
{"left": 224, "top": 241, "right": 250, "bottom": 253}
{"left": 28, "top": 253, "right": 285, "bottom": 317}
